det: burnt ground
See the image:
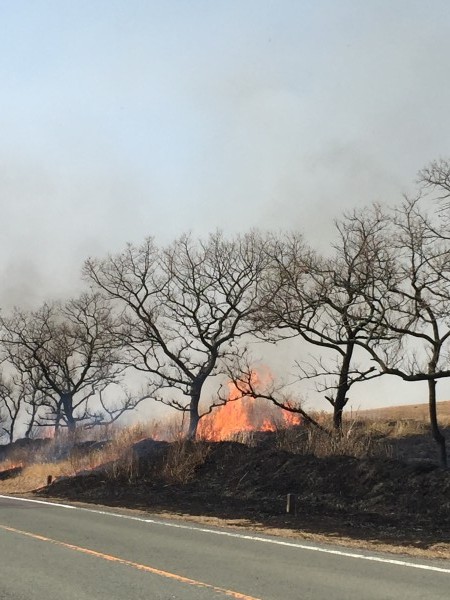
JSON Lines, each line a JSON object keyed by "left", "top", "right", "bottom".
{"left": 37, "top": 436, "right": 450, "bottom": 553}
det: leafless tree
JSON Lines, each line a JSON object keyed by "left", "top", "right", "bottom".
{"left": 0, "top": 292, "right": 135, "bottom": 435}
{"left": 0, "top": 367, "right": 44, "bottom": 442}
{"left": 253, "top": 208, "right": 392, "bottom": 431}
{"left": 84, "top": 231, "right": 272, "bottom": 439}
{"left": 0, "top": 373, "right": 24, "bottom": 443}
{"left": 362, "top": 197, "right": 450, "bottom": 467}
{"left": 419, "top": 158, "right": 450, "bottom": 205}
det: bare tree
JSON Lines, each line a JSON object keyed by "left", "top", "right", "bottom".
{"left": 419, "top": 158, "right": 450, "bottom": 205}
{"left": 0, "top": 373, "right": 23, "bottom": 443}
{"left": 0, "top": 292, "right": 134, "bottom": 435}
{"left": 254, "top": 208, "right": 391, "bottom": 431}
{"left": 362, "top": 197, "right": 450, "bottom": 467}
{"left": 84, "top": 231, "right": 272, "bottom": 439}
{"left": 0, "top": 367, "right": 44, "bottom": 443}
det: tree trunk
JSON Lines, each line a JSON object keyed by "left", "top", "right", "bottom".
{"left": 428, "top": 379, "right": 448, "bottom": 468}
{"left": 61, "top": 393, "right": 76, "bottom": 438}
{"left": 25, "top": 402, "right": 39, "bottom": 439}
{"left": 187, "top": 408, "right": 200, "bottom": 440}
{"left": 25, "top": 400, "right": 39, "bottom": 439}
{"left": 53, "top": 398, "right": 63, "bottom": 438}
{"left": 333, "top": 342, "right": 354, "bottom": 432}
{"left": 333, "top": 392, "right": 347, "bottom": 431}
{"left": 186, "top": 384, "right": 202, "bottom": 440}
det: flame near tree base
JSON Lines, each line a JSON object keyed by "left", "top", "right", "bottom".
{"left": 198, "top": 374, "right": 302, "bottom": 441}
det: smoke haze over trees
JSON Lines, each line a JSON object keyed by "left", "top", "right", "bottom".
{"left": 84, "top": 231, "right": 274, "bottom": 439}
{"left": 0, "top": 293, "right": 140, "bottom": 436}
{"left": 1, "top": 3, "right": 450, "bottom": 465}
{"left": 1, "top": 162, "right": 450, "bottom": 465}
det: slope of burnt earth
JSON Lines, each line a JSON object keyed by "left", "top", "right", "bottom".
{"left": 39, "top": 438, "right": 450, "bottom": 549}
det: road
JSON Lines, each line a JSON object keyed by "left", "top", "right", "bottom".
{"left": 0, "top": 495, "right": 449, "bottom": 600}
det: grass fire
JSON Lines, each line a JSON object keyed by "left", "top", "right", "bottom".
{"left": 198, "top": 377, "right": 302, "bottom": 441}
{"left": 0, "top": 401, "right": 449, "bottom": 558}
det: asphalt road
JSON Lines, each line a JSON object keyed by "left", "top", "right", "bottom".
{"left": 0, "top": 495, "right": 449, "bottom": 600}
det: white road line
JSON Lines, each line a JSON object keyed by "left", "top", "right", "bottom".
{"left": 1, "top": 494, "right": 449, "bottom": 574}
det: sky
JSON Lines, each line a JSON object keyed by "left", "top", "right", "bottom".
{"left": 1, "top": 0, "right": 450, "bottom": 413}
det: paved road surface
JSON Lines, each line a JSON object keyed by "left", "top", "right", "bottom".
{"left": 0, "top": 495, "right": 449, "bottom": 599}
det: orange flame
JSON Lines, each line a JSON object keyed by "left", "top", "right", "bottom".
{"left": 281, "top": 404, "right": 302, "bottom": 427}
{"left": 198, "top": 372, "right": 302, "bottom": 441}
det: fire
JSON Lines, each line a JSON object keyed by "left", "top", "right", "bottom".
{"left": 198, "top": 372, "right": 302, "bottom": 441}
{"left": 282, "top": 405, "right": 302, "bottom": 428}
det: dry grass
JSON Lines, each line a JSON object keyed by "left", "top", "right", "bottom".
{"left": 273, "top": 423, "right": 393, "bottom": 458}
{"left": 0, "top": 461, "right": 77, "bottom": 493}
{"left": 1, "top": 399, "right": 447, "bottom": 494}
{"left": 352, "top": 400, "right": 450, "bottom": 426}
{"left": 0, "top": 422, "right": 150, "bottom": 492}
{"left": 0, "top": 419, "right": 416, "bottom": 495}
{"left": 1, "top": 443, "right": 50, "bottom": 468}
{"left": 163, "top": 440, "right": 211, "bottom": 483}
{"left": 0, "top": 416, "right": 199, "bottom": 492}
{"left": 362, "top": 418, "right": 428, "bottom": 438}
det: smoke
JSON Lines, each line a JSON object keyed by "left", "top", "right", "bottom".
{"left": 1, "top": 1, "right": 450, "bottom": 413}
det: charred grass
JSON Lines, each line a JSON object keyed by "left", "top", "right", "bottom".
{"left": 1, "top": 418, "right": 449, "bottom": 558}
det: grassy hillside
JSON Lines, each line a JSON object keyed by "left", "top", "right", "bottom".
{"left": 351, "top": 400, "right": 450, "bottom": 423}
{"left": 0, "top": 407, "right": 449, "bottom": 557}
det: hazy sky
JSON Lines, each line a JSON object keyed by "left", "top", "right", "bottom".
{"left": 1, "top": 1, "right": 450, "bottom": 411}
